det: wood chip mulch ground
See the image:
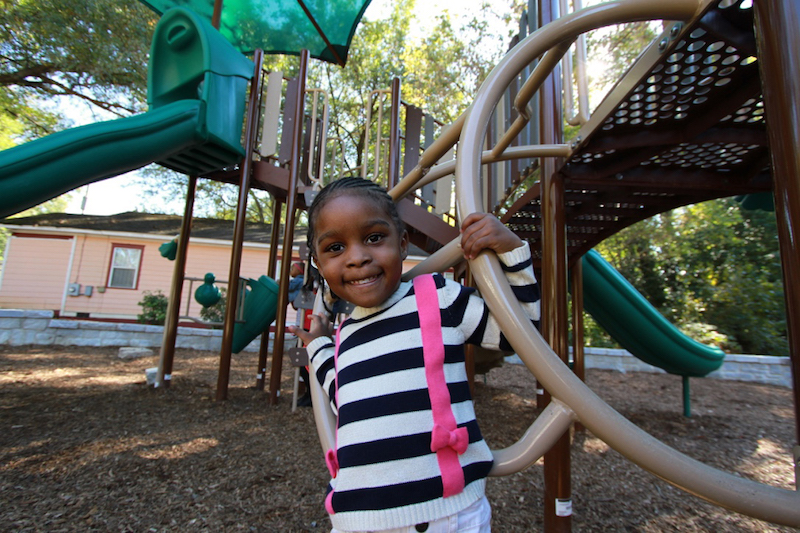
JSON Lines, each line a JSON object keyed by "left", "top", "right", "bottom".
{"left": 0, "top": 345, "right": 796, "bottom": 532}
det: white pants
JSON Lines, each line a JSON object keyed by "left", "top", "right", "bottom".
{"left": 331, "top": 495, "right": 491, "bottom": 533}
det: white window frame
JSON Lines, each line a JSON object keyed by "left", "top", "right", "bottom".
{"left": 107, "top": 244, "right": 143, "bottom": 289}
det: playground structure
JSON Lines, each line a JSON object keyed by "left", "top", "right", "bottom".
{"left": 0, "top": 0, "right": 799, "bottom": 529}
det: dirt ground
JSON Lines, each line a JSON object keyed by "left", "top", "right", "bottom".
{"left": 0, "top": 345, "right": 796, "bottom": 532}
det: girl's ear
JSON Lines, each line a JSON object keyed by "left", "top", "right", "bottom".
{"left": 399, "top": 230, "right": 409, "bottom": 260}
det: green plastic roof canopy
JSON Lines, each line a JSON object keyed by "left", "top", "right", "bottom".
{"left": 139, "top": 0, "right": 373, "bottom": 66}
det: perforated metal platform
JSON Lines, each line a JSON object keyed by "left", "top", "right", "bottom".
{"left": 504, "top": 0, "right": 770, "bottom": 265}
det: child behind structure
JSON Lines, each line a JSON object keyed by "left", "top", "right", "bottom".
{"left": 290, "top": 177, "right": 540, "bottom": 532}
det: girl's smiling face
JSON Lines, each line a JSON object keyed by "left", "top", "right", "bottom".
{"left": 313, "top": 194, "right": 408, "bottom": 309}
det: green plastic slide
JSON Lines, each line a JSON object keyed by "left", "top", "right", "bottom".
{"left": 0, "top": 7, "right": 253, "bottom": 218}
{"left": 0, "top": 101, "right": 208, "bottom": 217}
{"left": 581, "top": 249, "right": 725, "bottom": 377}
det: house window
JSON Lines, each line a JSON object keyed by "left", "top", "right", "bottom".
{"left": 107, "top": 245, "right": 143, "bottom": 289}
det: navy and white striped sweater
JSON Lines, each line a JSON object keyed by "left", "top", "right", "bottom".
{"left": 307, "top": 243, "right": 540, "bottom": 531}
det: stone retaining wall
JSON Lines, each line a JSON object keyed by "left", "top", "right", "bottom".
{"left": 0, "top": 309, "right": 272, "bottom": 353}
{"left": 1, "top": 310, "right": 793, "bottom": 387}
{"left": 581, "top": 347, "right": 792, "bottom": 388}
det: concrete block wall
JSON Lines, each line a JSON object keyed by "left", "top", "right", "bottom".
{"left": 578, "top": 347, "right": 792, "bottom": 388}
{"left": 0, "top": 309, "right": 274, "bottom": 353}
{"left": 504, "top": 346, "right": 792, "bottom": 388}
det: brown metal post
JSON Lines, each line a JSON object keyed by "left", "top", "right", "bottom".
{"left": 269, "top": 50, "right": 309, "bottom": 405}
{"left": 753, "top": 0, "right": 800, "bottom": 449}
{"left": 211, "top": 0, "right": 223, "bottom": 29}
{"left": 571, "top": 258, "right": 585, "bottom": 385}
{"left": 388, "top": 77, "right": 402, "bottom": 189}
{"left": 215, "top": 49, "right": 265, "bottom": 401}
{"left": 267, "top": 199, "right": 283, "bottom": 279}
{"left": 539, "top": 0, "right": 570, "bottom": 529}
{"left": 541, "top": 166, "right": 571, "bottom": 532}
{"left": 156, "top": 175, "right": 197, "bottom": 388}
{"left": 256, "top": 198, "right": 284, "bottom": 390}
{"left": 571, "top": 258, "right": 585, "bottom": 433}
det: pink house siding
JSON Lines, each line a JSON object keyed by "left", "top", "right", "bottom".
{"left": 0, "top": 229, "right": 295, "bottom": 321}
{"left": 0, "top": 234, "right": 72, "bottom": 310}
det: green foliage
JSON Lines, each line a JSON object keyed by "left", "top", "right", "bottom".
{"left": 586, "top": 21, "right": 660, "bottom": 93}
{"left": 596, "top": 198, "right": 786, "bottom": 355}
{"left": 1, "top": 0, "right": 156, "bottom": 142}
{"left": 328, "top": 1, "right": 507, "bottom": 159}
{"left": 137, "top": 290, "right": 168, "bottom": 325}
{"left": 0, "top": 227, "right": 7, "bottom": 264}
{"left": 577, "top": 310, "right": 618, "bottom": 349}
{"left": 135, "top": 166, "right": 274, "bottom": 220}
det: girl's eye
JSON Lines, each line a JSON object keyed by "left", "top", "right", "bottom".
{"left": 325, "top": 243, "right": 344, "bottom": 253}
{"left": 366, "top": 233, "right": 384, "bottom": 244}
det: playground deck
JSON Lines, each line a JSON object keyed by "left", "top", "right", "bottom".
{"left": 504, "top": 0, "right": 770, "bottom": 265}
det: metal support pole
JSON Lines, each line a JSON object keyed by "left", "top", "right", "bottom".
{"left": 539, "top": 0, "right": 570, "bottom": 529}
{"left": 570, "top": 258, "right": 585, "bottom": 432}
{"left": 753, "top": 0, "right": 800, "bottom": 448}
{"left": 682, "top": 376, "right": 691, "bottom": 418}
{"left": 388, "top": 77, "right": 402, "bottom": 189}
{"left": 541, "top": 164, "right": 571, "bottom": 533}
{"left": 156, "top": 175, "right": 196, "bottom": 388}
{"left": 216, "top": 49, "right": 265, "bottom": 401}
{"left": 269, "top": 49, "right": 309, "bottom": 405}
{"left": 256, "top": 198, "right": 284, "bottom": 390}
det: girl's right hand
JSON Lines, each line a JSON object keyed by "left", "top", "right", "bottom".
{"left": 288, "top": 313, "right": 333, "bottom": 346}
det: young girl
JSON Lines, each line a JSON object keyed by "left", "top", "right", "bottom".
{"left": 291, "top": 177, "right": 540, "bottom": 532}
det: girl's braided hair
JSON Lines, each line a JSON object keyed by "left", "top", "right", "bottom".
{"left": 306, "top": 177, "right": 405, "bottom": 258}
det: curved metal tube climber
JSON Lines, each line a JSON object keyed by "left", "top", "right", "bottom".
{"left": 311, "top": 0, "right": 800, "bottom": 527}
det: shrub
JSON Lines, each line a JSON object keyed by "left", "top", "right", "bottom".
{"left": 138, "top": 290, "right": 168, "bottom": 325}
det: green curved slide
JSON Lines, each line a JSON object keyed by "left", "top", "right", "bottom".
{"left": 0, "top": 101, "right": 212, "bottom": 218}
{"left": 0, "top": 7, "right": 253, "bottom": 219}
{"left": 581, "top": 249, "right": 725, "bottom": 377}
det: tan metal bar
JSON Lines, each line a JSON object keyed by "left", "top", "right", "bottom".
{"left": 401, "top": 238, "right": 464, "bottom": 281}
{"left": 455, "top": 0, "right": 800, "bottom": 526}
{"left": 211, "top": 0, "right": 222, "bottom": 29}
{"left": 494, "top": 42, "right": 572, "bottom": 158}
{"left": 560, "top": 0, "right": 590, "bottom": 126}
{"left": 258, "top": 71, "right": 283, "bottom": 159}
{"left": 402, "top": 145, "right": 571, "bottom": 201}
{"left": 305, "top": 88, "right": 329, "bottom": 187}
{"left": 389, "top": 113, "right": 466, "bottom": 201}
{"left": 490, "top": 400, "right": 576, "bottom": 475}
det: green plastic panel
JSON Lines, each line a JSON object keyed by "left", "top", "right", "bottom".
{"left": 232, "top": 275, "right": 279, "bottom": 353}
{"left": 139, "top": 0, "right": 372, "bottom": 65}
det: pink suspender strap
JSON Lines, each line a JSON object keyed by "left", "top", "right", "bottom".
{"left": 413, "top": 274, "right": 468, "bottom": 498}
{"left": 324, "top": 323, "right": 344, "bottom": 514}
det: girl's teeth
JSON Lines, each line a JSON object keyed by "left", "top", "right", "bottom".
{"left": 351, "top": 276, "right": 376, "bottom": 285}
